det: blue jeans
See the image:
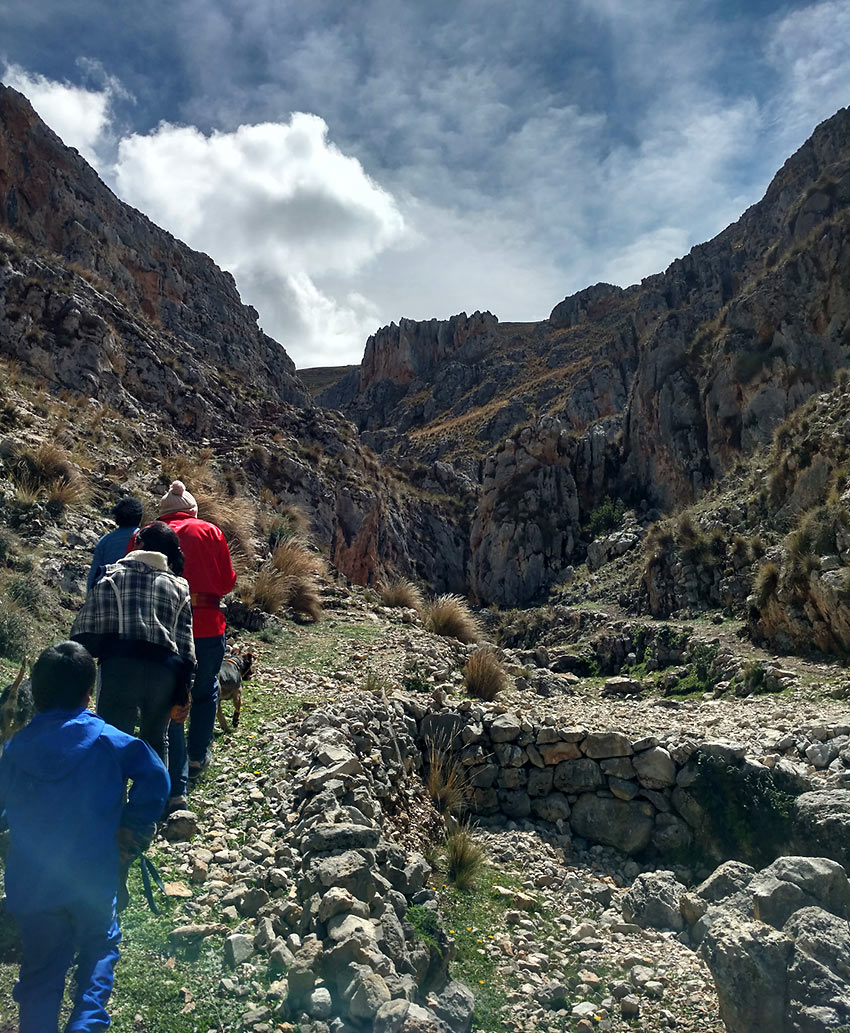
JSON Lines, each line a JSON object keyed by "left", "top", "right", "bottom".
{"left": 168, "top": 634, "right": 225, "bottom": 796}
{"left": 14, "top": 900, "right": 121, "bottom": 1033}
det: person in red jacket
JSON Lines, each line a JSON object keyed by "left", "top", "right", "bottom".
{"left": 155, "top": 480, "right": 236, "bottom": 805}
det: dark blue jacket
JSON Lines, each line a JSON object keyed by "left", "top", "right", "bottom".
{"left": 0, "top": 708, "right": 169, "bottom": 915}
{"left": 86, "top": 525, "right": 139, "bottom": 593}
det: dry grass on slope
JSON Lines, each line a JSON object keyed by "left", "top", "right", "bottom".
{"left": 425, "top": 594, "right": 481, "bottom": 643}
{"left": 379, "top": 577, "right": 424, "bottom": 612}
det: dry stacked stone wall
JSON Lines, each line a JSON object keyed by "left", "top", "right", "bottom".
{"left": 412, "top": 703, "right": 850, "bottom": 867}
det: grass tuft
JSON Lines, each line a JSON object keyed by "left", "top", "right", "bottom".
{"left": 445, "top": 824, "right": 486, "bottom": 889}
{"left": 426, "top": 738, "right": 469, "bottom": 817}
{"left": 463, "top": 649, "right": 506, "bottom": 700}
{"left": 425, "top": 594, "right": 481, "bottom": 643}
{"left": 380, "top": 577, "right": 424, "bottom": 611}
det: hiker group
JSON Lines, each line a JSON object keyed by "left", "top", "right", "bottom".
{"left": 0, "top": 479, "right": 236, "bottom": 1033}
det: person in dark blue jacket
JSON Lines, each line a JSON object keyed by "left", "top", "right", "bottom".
{"left": 0, "top": 641, "right": 170, "bottom": 1033}
{"left": 86, "top": 497, "right": 144, "bottom": 594}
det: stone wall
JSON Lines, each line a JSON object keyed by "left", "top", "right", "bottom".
{"left": 412, "top": 703, "right": 850, "bottom": 867}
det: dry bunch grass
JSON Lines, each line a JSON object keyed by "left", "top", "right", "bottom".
{"left": 425, "top": 737, "right": 469, "bottom": 817}
{"left": 444, "top": 823, "right": 486, "bottom": 889}
{"left": 380, "top": 577, "right": 424, "bottom": 611}
{"left": 46, "top": 476, "right": 89, "bottom": 509}
{"left": 270, "top": 539, "right": 328, "bottom": 580}
{"left": 463, "top": 649, "right": 506, "bottom": 701}
{"left": 195, "top": 491, "right": 257, "bottom": 569}
{"left": 425, "top": 594, "right": 481, "bottom": 643}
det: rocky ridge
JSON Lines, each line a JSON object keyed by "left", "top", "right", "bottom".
{"left": 311, "top": 106, "right": 850, "bottom": 607}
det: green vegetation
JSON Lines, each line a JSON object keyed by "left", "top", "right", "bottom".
{"left": 0, "top": 605, "right": 33, "bottom": 661}
{"left": 586, "top": 495, "right": 625, "bottom": 537}
{"left": 687, "top": 752, "right": 797, "bottom": 867}
{"left": 665, "top": 641, "right": 720, "bottom": 697}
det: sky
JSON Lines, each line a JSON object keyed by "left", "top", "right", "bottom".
{"left": 1, "top": 1, "right": 849, "bottom": 368}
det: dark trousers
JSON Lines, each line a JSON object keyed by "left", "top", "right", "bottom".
{"left": 98, "top": 657, "right": 176, "bottom": 767}
{"left": 13, "top": 899, "right": 121, "bottom": 1033}
{"left": 168, "top": 634, "right": 226, "bottom": 796}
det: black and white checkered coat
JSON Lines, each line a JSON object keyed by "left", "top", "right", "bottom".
{"left": 71, "top": 550, "right": 196, "bottom": 667}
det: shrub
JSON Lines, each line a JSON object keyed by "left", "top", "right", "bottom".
{"left": 195, "top": 491, "right": 257, "bottom": 566}
{"left": 0, "top": 528, "right": 20, "bottom": 566}
{"left": 587, "top": 495, "right": 625, "bottom": 538}
{"left": 425, "top": 738, "right": 469, "bottom": 817}
{"left": 741, "top": 660, "right": 766, "bottom": 694}
{"left": 270, "top": 539, "right": 327, "bottom": 580}
{"left": 242, "top": 566, "right": 289, "bottom": 614}
{"left": 285, "top": 576, "right": 322, "bottom": 623}
{"left": 444, "top": 824, "right": 486, "bottom": 889}
{"left": 463, "top": 649, "right": 506, "bottom": 701}
{"left": 0, "top": 605, "right": 32, "bottom": 660}
{"left": 46, "top": 475, "right": 89, "bottom": 511}
{"left": 240, "top": 565, "right": 322, "bottom": 622}
{"left": 8, "top": 574, "right": 47, "bottom": 612}
{"left": 755, "top": 562, "right": 780, "bottom": 608}
{"left": 266, "top": 505, "right": 311, "bottom": 550}
{"left": 380, "top": 577, "right": 424, "bottom": 611}
{"left": 362, "top": 671, "right": 393, "bottom": 694}
{"left": 12, "top": 442, "right": 75, "bottom": 486}
{"left": 425, "top": 595, "right": 481, "bottom": 643}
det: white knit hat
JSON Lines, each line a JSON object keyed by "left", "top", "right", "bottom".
{"left": 158, "top": 479, "right": 198, "bottom": 516}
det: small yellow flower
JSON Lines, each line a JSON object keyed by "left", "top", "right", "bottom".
{"left": 479, "top": 979, "right": 484, "bottom": 984}
{"left": 449, "top": 929, "right": 454, "bottom": 934}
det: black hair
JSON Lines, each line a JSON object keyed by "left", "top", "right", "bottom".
{"left": 137, "top": 521, "right": 185, "bottom": 576}
{"left": 31, "top": 641, "right": 96, "bottom": 712}
{"left": 112, "top": 496, "right": 144, "bottom": 528}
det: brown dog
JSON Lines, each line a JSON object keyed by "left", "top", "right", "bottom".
{"left": 216, "top": 648, "right": 254, "bottom": 733}
{"left": 0, "top": 660, "right": 33, "bottom": 749}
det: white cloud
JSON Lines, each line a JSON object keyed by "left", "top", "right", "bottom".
{"left": 113, "top": 114, "right": 407, "bottom": 365}
{"left": 2, "top": 62, "right": 113, "bottom": 164}
{"left": 766, "top": 0, "right": 850, "bottom": 144}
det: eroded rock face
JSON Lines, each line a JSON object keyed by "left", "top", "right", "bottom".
{"left": 360, "top": 312, "right": 499, "bottom": 393}
{"left": 693, "top": 855, "right": 850, "bottom": 1033}
{"left": 469, "top": 417, "right": 621, "bottom": 605}
{"left": 0, "top": 84, "right": 309, "bottom": 408}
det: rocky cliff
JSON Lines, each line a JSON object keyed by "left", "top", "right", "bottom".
{"left": 0, "top": 83, "right": 474, "bottom": 594}
{"left": 324, "top": 106, "right": 850, "bottom": 606}
{"left": 0, "top": 83, "right": 309, "bottom": 408}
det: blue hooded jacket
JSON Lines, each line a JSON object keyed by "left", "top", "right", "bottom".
{"left": 0, "top": 708, "right": 169, "bottom": 915}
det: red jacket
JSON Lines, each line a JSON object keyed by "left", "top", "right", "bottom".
{"left": 130, "top": 512, "right": 236, "bottom": 638}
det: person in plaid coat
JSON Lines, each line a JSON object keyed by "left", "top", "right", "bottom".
{"left": 71, "top": 522, "right": 195, "bottom": 788}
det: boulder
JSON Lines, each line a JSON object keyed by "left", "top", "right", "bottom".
{"left": 489, "top": 713, "right": 522, "bottom": 742}
{"left": 531, "top": 793, "right": 571, "bottom": 823}
{"left": 700, "top": 918, "right": 794, "bottom": 1033}
{"left": 582, "top": 731, "right": 633, "bottom": 758}
{"left": 785, "top": 906, "right": 850, "bottom": 1032}
{"left": 632, "top": 746, "right": 677, "bottom": 789}
{"left": 553, "top": 758, "right": 604, "bottom": 793}
{"left": 569, "top": 795, "right": 655, "bottom": 854}
{"left": 792, "top": 790, "right": 850, "bottom": 867}
{"left": 431, "top": 980, "right": 475, "bottom": 1033}
{"left": 751, "top": 856, "right": 850, "bottom": 928}
{"left": 622, "top": 870, "right": 686, "bottom": 931}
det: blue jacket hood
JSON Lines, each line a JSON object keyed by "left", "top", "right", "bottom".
{"left": 4, "top": 708, "right": 104, "bottom": 781}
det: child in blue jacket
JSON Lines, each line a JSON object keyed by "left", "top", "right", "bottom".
{"left": 0, "top": 641, "right": 170, "bottom": 1033}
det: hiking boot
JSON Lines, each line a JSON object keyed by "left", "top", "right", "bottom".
{"left": 188, "top": 754, "right": 210, "bottom": 785}
{"left": 165, "top": 794, "right": 188, "bottom": 815}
